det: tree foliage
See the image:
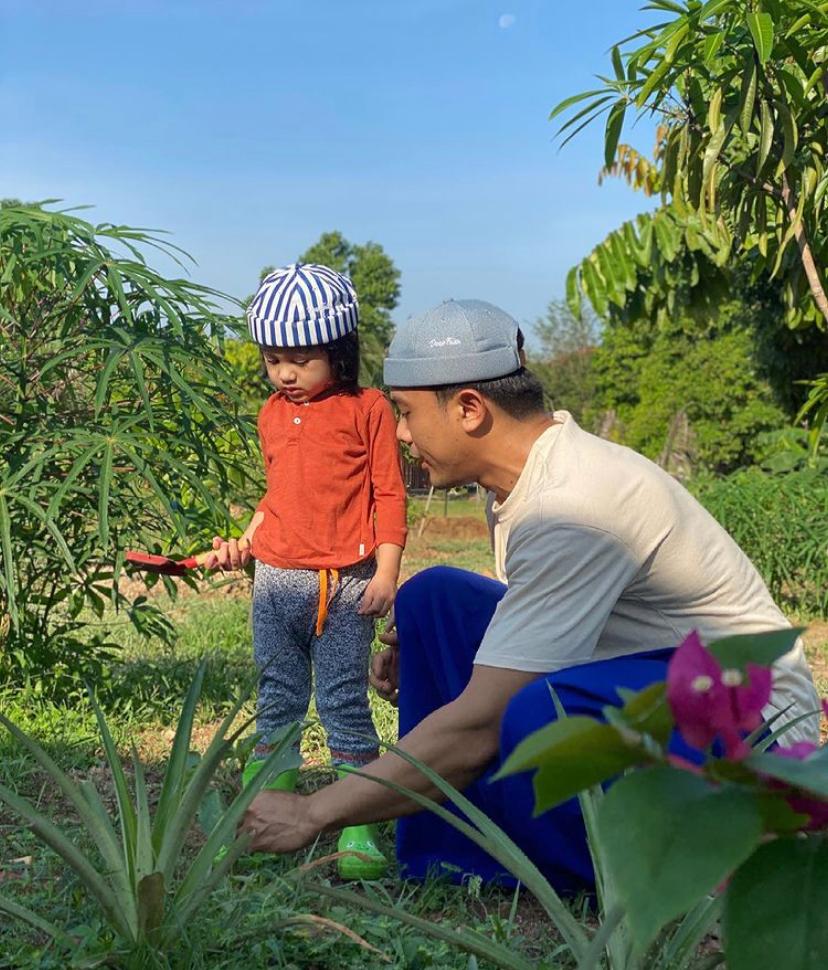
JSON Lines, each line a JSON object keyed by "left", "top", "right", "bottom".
{"left": 0, "top": 203, "right": 255, "bottom": 694}
{"left": 554, "top": 0, "right": 828, "bottom": 437}
{"left": 591, "top": 311, "right": 787, "bottom": 474}
{"left": 530, "top": 300, "right": 600, "bottom": 423}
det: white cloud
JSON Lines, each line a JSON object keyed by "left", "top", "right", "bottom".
{"left": 498, "top": 13, "right": 516, "bottom": 29}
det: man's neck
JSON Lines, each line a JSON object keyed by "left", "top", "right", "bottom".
{"left": 477, "top": 413, "right": 557, "bottom": 503}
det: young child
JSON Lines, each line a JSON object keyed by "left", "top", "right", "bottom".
{"left": 208, "top": 263, "right": 407, "bottom": 879}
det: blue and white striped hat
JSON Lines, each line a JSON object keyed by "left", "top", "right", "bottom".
{"left": 246, "top": 263, "right": 359, "bottom": 347}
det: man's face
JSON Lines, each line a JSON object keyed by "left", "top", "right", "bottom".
{"left": 390, "top": 388, "right": 471, "bottom": 488}
{"left": 262, "top": 347, "right": 333, "bottom": 403}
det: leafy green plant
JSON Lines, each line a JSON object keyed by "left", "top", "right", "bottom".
{"left": 0, "top": 660, "right": 300, "bottom": 951}
{"left": 297, "top": 733, "right": 723, "bottom": 970}
{"left": 0, "top": 202, "right": 257, "bottom": 694}
{"left": 497, "top": 628, "right": 828, "bottom": 969}
{"left": 553, "top": 0, "right": 828, "bottom": 440}
{"left": 691, "top": 469, "right": 828, "bottom": 616}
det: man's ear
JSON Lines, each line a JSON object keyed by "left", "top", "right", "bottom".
{"left": 456, "top": 388, "right": 489, "bottom": 432}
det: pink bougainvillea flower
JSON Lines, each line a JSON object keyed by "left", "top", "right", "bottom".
{"left": 666, "top": 630, "right": 772, "bottom": 760}
{"left": 772, "top": 742, "right": 828, "bottom": 831}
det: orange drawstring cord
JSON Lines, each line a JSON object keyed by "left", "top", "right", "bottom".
{"left": 315, "top": 568, "right": 340, "bottom": 636}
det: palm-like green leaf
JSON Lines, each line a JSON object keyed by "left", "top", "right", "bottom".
{"left": 344, "top": 745, "right": 590, "bottom": 961}
{"left": 0, "top": 203, "right": 259, "bottom": 690}
{"left": 0, "top": 780, "right": 133, "bottom": 939}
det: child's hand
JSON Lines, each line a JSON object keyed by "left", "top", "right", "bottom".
{"left": 203, "top": 536, "right": 252, "bottom": 571}
{"left": 359, "top": 573, "right": 396, "bottom": 617}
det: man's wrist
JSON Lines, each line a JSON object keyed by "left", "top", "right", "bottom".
{"left": 306, "top": 787, "right": 337, "bottom": 836}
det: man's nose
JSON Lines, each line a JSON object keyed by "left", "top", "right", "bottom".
{"left": 396, "top": 416, "right": 412, "bottom": 444}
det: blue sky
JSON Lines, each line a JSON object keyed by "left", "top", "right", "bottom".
{"left": 2, "top": 0, "right": 660, "bottom": 336}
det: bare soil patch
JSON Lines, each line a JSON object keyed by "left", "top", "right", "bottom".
{"left": 413, "top": 515, "right": 489, "bottom": 541}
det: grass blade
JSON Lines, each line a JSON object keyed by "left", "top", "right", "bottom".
{"left": 0, "top": 493, "right": 18, "bottom": 629}
{"left": 133, "top": 750, "right": 154, "bottom": 880}
{"left": 0, "top": 892, "right": 75, "bottom": 948}
{"left": 0, "top": 781, "right": 133, "bottom": 940}
{"left": 0, "top": 712, "right": 132, "bottom": 916}
{"left": 659, "top": 895, "right": 722, "bottom": 970}
{"left": 97, "top": 439, "right": 113, "bottom": 548}
{"left": 296, "top": 880, "right": 537, "bottom": 970}
{"left": 173, "top": 722, "right": 302, "bottom": 907}
{"left": 349, "top": 744, "right": 590, "bottom": 960}
{"left": 156, "top": 676, "right": 260, "bottom": 879}
{"left": 165, "top": 831, "right": 252, "bottom": 942}
{"left": 152, "top": 659, "right": 207, "bottom": 847}
{"left": 87, "top": 689, "right": 138, "bottom": 891}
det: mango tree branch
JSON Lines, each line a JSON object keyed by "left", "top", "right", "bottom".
{"left": 781, "top": 173, "right": 828, "bottom": 327}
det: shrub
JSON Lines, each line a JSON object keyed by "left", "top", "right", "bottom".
{"left": 0, "top": 203, "right": 257, "bottom": 694}
{"left": 690, "top": 469, "right": 828, "bottom": 617}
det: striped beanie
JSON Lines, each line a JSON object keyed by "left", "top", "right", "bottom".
{"left": 246, "top": 263, "right": 359, "bottom": 348}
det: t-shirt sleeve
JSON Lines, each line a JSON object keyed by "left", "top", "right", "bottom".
{"left": 474, "top": 518, "right": 641, "bottom": 672}
{"left": 366, "top": 396, "right": 408, "bottom": 549}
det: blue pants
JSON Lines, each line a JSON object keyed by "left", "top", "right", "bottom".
{"left": 394, "top": 566, "right": 699, "bottom": 895}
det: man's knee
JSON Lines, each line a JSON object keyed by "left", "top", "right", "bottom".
{"left": 396, "top": 566, "right": 480, "bottom": 617}
{"left": 500, "top": 676, "right": 558, "bottom": 755}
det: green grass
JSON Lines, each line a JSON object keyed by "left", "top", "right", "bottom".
{"left": 0, "top": 572, "right": 559, "bottom": 969}
{"left": 409, "top": 490, "right": 490, "bottom": 518}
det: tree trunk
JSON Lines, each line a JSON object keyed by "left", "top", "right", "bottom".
{"left": 781, "top": 174, "right": 828, "bottom": 327}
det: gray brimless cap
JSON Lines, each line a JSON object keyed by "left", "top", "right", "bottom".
{"left": 383, "top": 299, "right": 521, "bottom": 387}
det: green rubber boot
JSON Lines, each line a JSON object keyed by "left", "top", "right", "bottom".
{"left": 242, "top": 759, "right": 299, "bottom": 792}
{"left": 336, "top": 766, "right": 388, "bottom": 880}
{"left": 214, "top": 762, "right": 299, "bottom": 864}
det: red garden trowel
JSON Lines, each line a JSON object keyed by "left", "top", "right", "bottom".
{"left": 124, "top": 549, "right": 215, "bottom": 576}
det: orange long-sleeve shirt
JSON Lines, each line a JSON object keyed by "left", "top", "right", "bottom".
{"left": 252, "top": 387, "right": 407, "bottom": 570}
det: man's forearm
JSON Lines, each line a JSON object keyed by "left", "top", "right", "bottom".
{"left": 308, "top": 698, "right": 500, "bottom": 833}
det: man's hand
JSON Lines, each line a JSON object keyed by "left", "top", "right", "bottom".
{"left": 359, "top": 573, "right": 396, "bottom": 617}
{"left": 239, "top": 790, "right": 320, "bottom": 853}
{"left": 370, "top": 612, "right": 399, "bottom": 704}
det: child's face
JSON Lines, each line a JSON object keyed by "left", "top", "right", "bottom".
{"left": 262, "top": 347, "right": 334, "bottom": 402}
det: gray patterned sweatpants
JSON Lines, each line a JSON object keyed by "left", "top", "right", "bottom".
{"left": 252, "top": 558, "right": 380, "bottom": 765}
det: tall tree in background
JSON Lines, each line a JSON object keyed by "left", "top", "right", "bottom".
{"left": 530, "top": 300, "right": 600, "bottom": 423}
{"left": 553, "top": 0, "right": 828, "bottom": 440}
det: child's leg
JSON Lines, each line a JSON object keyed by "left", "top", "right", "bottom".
{"left": 311, "top": 559, "right": 379, "bottom": 766}
{"left": 251, "top": 562, "right": 316, "bottom": 762}
{"left": 312, "top": 560, "right": 385, "bottom": 878}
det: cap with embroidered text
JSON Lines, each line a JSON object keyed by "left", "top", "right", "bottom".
{"left": 383, "top": 299, "right": 521, "bottom": 387}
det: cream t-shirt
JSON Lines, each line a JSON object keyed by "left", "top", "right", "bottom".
{"left": 476, "top": 412, "right": 820, "bottom": 744}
